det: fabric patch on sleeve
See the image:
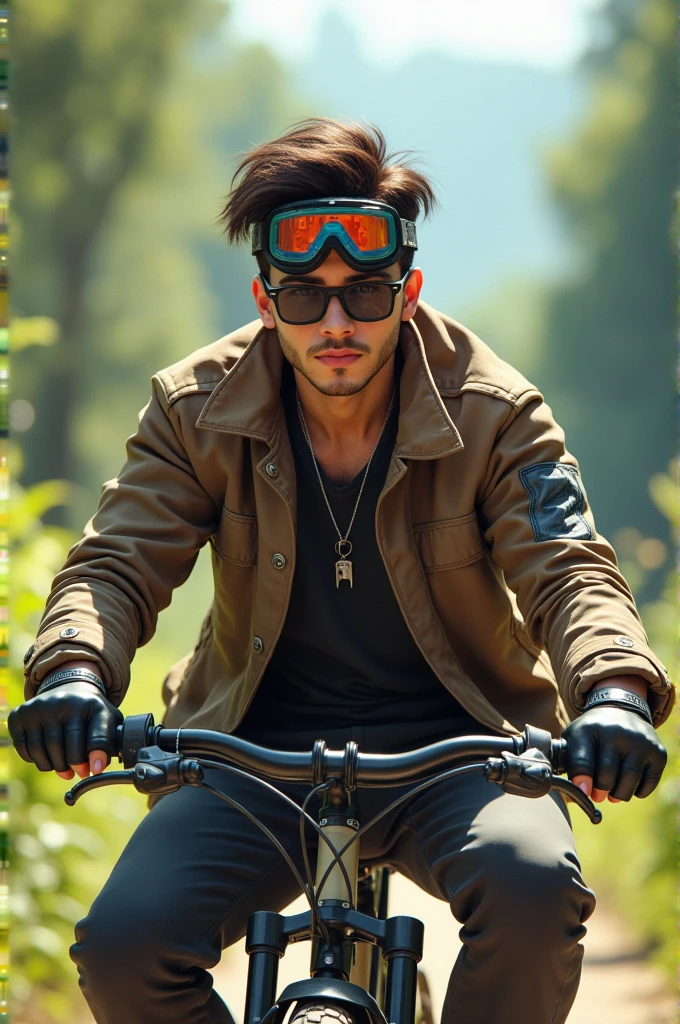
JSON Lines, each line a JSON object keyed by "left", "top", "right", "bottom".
{"left": 519, "top": 462, "right": 594, "bottom": 543}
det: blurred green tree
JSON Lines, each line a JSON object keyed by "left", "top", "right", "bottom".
{"left": 12, "top": 0, "right": 307, "bottom": 523}
{"left": 67, "top": 39, "right": 310, "bottom": 527}
{"left": 9, "top": 475, "right": 154, "bottom": 1024}
{"left": 12, "top": 0, "right": 224, "bottom": 489}
{"left": 465, "top": 0, "right": 674, "bottom": 577}
{"left": 7, "top": 325, "right": 127, "bottom": 1022}
{"left": 539, "top": 0, "right": 675, "bottom": 549}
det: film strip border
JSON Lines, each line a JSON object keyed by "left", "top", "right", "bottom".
{"left": 0, "top": 8, "right": 8, "bottom": 1020}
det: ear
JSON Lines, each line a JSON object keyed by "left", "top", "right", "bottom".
{"left": 401, "top": 267, "right": 423, "bottom": 321}
{"left": 252, "top": 275, "right": 277, "bottom": 329}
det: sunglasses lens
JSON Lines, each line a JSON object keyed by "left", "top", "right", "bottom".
{"left": 272, "top": 280, "right": 398, "bottom": 325}
{"left": 277, "top": 286, "right": 326, "bottom": 324}
{"left": 344, "top": 283, "right": 394, "bottom": 320}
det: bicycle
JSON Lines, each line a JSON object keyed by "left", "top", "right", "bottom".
{"left": 64, "top": 716, "right": 602, "bottom": 1024}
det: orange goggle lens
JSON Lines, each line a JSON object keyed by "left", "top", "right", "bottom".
{"left": 274, "top": 212, "right": 392, "bottom": 257}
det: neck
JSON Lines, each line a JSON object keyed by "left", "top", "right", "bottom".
{"left": 294, "top": 355, "right": 396, "bottom": 448}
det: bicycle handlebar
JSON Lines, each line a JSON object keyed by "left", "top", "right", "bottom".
{"left": 64, "top": 714, "right": 601, "bottom": 824}
{"left": 117, "top": 714, "right": 567, "bottom": 783}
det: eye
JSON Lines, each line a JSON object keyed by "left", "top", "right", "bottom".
{"left": 350, "top": 283, "right": 382, "bottom": 295}
{"left": 287, "top": 286, "right": 320, "bottom": 298}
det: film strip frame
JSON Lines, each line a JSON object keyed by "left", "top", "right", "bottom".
{"left": 0, "top": 7, "right": 8, "bottom": 1019}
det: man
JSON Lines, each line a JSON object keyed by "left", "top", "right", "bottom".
{"left": 10, "top": 118, "right": 671, "bottom": 1024}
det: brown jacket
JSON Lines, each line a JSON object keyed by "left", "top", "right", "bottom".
{"left": 24, "top": 302, "right": 673, "bottom": 736}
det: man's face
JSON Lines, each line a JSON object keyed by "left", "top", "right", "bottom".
{"left": 252, "top": 250, "right": 423, "bottom": 397}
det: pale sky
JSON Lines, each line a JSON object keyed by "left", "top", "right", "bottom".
{"left": 228, "top": 0, "right": 607, "bottom": 69}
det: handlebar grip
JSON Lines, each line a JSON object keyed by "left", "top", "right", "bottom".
{"left": 550, "top": 738, "right": 568, "bottom": 775}
{"left": 521, "top": 726, "right": 567, "bottom": 774}
{"left": 119, "top": 713, "right": 156, "bottom": 767}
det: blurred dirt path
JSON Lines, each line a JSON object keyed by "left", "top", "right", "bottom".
{"left": 211, "top": 875, "right": 675, "bottom": 1023}
{"left": 568, "top": 902, "right": 674, "bottom": 1024}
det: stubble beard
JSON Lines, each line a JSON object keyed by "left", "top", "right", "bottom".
{"left": 277, "top": 319, "right": 402, "bottom": 397}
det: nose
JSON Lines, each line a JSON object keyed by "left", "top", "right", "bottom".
{"left": 319, "top": 295, "right": 355, "bottom": 339}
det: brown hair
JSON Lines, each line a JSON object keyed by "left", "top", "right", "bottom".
{"left": 219, "top": 118, "right": 437, "bottom": 271}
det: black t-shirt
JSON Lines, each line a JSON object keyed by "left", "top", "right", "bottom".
{"left": 235, "top": 361, "right": 487, "bottom": 751}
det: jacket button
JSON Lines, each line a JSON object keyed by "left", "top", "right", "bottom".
{"left": 265, "top": 462, "right": 278, "bottom": 478}
{"left": 613, "top": 635, "right": 634, "bottom": 648}
{"left": 271, "top": 553, "right": 286, "bottom": 570}
{"left": 23, "top": 645, "right": 35, "bottom": 665}
{"left": 59, "top": 627, "right": 79, "bottom": 639}
{"left": 252, "top": 636, "right": 264, "bottom": 654}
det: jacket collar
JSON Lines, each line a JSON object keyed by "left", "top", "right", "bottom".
{"left": 196, "top": 303, "right": 463, "bottom": 458}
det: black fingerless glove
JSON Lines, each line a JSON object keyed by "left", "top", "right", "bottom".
{"left": 8, "top": 680, "right": 123, "bottom": 773}
{"left": 563, "top": 706, "right": 667, "bottom": 801}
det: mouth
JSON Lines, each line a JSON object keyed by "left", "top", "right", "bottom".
{"left": 315, "top": 351, "right": 363, "bottom": 368}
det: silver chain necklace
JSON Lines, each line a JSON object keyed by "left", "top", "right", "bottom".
{"left": 296, "top": 389, "right": 396, "bottom": 588}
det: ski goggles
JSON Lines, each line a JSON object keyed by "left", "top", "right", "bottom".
{"left": 251, "top": 198, "right": 418, "bottom": 273}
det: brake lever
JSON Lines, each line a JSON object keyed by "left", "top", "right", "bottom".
{"left": 549, "top": 777, "right": 602, "bottom": 824}
{"left": 64, "top": 746, "right": 205, "bottom": 806}
{"left": 484, "top": 749, "right": 602, "bottom": 823}
{"left": 65, "top": 770, "right": 136, "bottom": 805}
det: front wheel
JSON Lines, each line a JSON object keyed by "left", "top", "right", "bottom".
{"left": 290, "top": 1003, "right": 361, "bottom": 1024}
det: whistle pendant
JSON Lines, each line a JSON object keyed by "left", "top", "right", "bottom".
{"left": 335, "top": 559, "right": 353, "bottom": 588}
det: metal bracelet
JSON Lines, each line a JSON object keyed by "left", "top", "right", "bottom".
{"left": 36, "top": 668, "right": 108, "bottom": 699}
{"left": 583, "top": 687, "right": 653, "bottom": 725}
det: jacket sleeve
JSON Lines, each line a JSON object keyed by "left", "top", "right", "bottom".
{"left": 477, "top": 392, "right": 674, "bottom": 726}
{"left": 23, "top": 376, "right": 221, "bottom": 706}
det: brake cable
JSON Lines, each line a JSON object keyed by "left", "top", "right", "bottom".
{"left": 193, "top": 759, "right": 353, "bottom": 942}
{"left": 315, "top": 763, "right": 486, "bottom": 902}
{"left": 199, "top": 781, "right": 313, "bottom": 906}
{"left": 299, "top": 781, "right": 334, "bottom": 943}
{"left": 195, "top": 759, "right": 353, "bottom": 904}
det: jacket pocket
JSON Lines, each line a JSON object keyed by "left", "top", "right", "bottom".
{"left": 413, "top": 512, "right": 486, "bottom": 572}
{"left": 211, "top": 506, "right": 258, "bottom": 565}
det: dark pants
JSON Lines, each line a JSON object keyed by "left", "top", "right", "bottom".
{"left": 70, "top": 728, "right": 595, "bottom": 1024}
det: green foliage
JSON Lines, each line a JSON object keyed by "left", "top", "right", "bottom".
{"left": 538, "top": 0, "right": 675, "bottom": 550}
{"left": 7, "top": 315, "right": 189, "bottom": 1021}
{"left": 9, "top": 476, "right": 166, "bottom": 1022}
{"left": 466, "top": 0, "right": 675, "bottom": 564}
{"left": 572, "top": 471, "right": 678, "bottom": 980}
{"left": 11, "top": 0, "right": 226, "bottom": 489}
{"left": 12, "top": 0, "right": 308, "bottom": 517}
{"left": 9, "top": 318, "right": 60, "bottom": 354}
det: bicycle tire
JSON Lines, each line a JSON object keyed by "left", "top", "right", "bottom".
{"left": 290, "top": 1002, "right": 362, "bottom": 1024}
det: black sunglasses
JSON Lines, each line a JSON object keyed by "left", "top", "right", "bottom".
{"left": 260, "top": 270, "right": 411, "bottom": 325}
